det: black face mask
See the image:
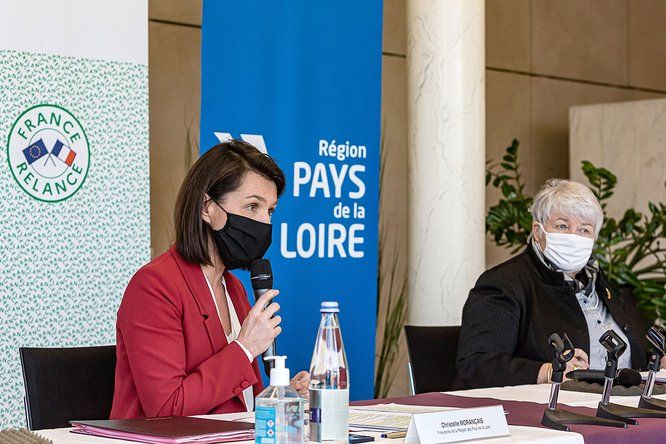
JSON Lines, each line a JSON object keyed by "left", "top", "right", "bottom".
{"left": 210, "top": 203, "right": 273, "bottom": 270}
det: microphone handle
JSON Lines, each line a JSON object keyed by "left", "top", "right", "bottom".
{"left": 254, "top": 287, "right": 277, "bottom": 375}
{"left": 263, "top": 341, "right": 277, "bottom": 374}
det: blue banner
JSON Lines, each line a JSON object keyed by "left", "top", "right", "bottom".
{"left": 201, "top": 1, "right": 382, "bottom": 400}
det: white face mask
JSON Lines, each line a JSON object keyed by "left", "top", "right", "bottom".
{"left": 536, "top": 223, "right": 594, "bottom": 273}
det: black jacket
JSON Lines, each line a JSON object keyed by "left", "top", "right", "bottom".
{"left": 456, "top": 246, "right": 648, "bottom": 389}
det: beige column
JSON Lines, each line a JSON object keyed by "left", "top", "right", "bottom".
{"left": 406, "top": 0, "right": 486, "bottom": 325}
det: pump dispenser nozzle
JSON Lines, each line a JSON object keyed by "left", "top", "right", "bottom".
{"left": 264, "top": 355, "right": 290, "bottom": 386}
{"left": 255, "top": 355, "right": 304, "bottom": 443}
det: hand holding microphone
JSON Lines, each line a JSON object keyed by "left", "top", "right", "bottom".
{"left": 237, "top": 289, "right": 282, "bottom": 358}
{"left": 245, "top": 259, "right": 280, "bottom": 375}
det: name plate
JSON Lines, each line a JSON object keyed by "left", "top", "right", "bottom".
{"left": 404, "top": 405, "right": 509, "bottom": 443}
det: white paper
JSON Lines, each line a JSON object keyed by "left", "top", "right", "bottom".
{"left": 352, "top": 403, "right": 458, "bottom": 414}
{"left": 349, "top": 404, "right": 459, "bottom": 432}
{"left": 640, "top": 370, "right": 666, "bottom": 384}
{"left": 348, "top": 410, "right": 413, "bottom": 431}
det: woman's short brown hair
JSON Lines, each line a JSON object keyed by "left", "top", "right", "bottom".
{"left": 174, "top": 140, "right": 286, "bottom": 265}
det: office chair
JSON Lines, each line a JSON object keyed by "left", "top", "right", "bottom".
{"left": 404, "top": 325, "right": 461, "bottom": 395}
{"left": 19, "top": 345, "right": 116, "bottom": 430}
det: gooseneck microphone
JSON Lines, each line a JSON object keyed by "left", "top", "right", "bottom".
{"left": 250, "top": 259, "right": 276, "bottom": 376}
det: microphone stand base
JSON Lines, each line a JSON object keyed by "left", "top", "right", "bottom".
{"left": 596, "top": 402, "right": 666, "bottom": 424}
{"left": 542, "top": 408, "right": 627, "bottom": 432}
{"left": 638, "top": 396, "right": 666, "bottom": 411}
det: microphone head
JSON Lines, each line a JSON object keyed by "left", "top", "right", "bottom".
{"left": 615, "top": 368, "right": 642, "bottom": 388}
{"left": 646, "top": 326, "right": 666, "bottom": 354}
{"left": 250, "top": 259, "right": 273, "bottom": 290}
{"left": 599, "top": 329, "right": 627, "bottom": 359}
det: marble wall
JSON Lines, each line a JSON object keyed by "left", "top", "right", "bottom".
{"left": 570, "top": 98, "right": 666, "bottom": 218}
{"left": 485, "top": 0, "right": 666, "bottom": 267}
{"left": 148, "top": 0, "right": 201, "bottom": 257}
{"left": 377, "top": 0, "right": 410, "bottom": 399}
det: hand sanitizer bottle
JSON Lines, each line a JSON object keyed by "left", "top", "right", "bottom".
{"left": 255, "top": 356, "right": 304, "bottom": 444}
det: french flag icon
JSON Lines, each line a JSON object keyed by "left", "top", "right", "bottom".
{"left": 50, "top": 139, "right": 77, "bottom": 166}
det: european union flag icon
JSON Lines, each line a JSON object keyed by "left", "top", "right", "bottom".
{"left": 22, "top": 139, "right": 49, "bottom": 165}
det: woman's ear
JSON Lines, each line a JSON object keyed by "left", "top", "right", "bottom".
{"left": 201, "top": 194, "right": 212, "bottom": 225}
{"left": 532, "top": 222, "right": 544, "bottom": 245}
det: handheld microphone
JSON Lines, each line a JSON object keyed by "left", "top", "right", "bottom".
{"left": 568, "top": 368, "right": 642, "bottom": 388}
{"left": 250, "top": 259, "right": 276, "bottom": 376}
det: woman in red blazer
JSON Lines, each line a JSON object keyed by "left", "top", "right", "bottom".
{"left": 111, "top": 140, "right": 309, "bottom": 419}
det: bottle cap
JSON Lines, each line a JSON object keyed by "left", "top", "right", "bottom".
{"left": 264, "top": 356, "right": 290, "bottom": 386}
{"left": 320, "top": 301, "right": 339, "bottom": 313}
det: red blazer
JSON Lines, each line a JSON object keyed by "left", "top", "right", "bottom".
{"left": 110, "top": 247, "right": 264, "bottom": 419}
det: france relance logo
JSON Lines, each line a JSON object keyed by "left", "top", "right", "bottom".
{"left": 6, "top": 104, "right": 90, "bottom": 202}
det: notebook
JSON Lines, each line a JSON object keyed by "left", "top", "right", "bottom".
{"left": 70, "top": 416, "right": 254, "bottom": 444}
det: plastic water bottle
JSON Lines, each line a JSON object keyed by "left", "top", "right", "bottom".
{"left": 308, "top": 301, "right": 349, "bottom": 442}
{"left": 255, "top": 356, "right": 305, "bottom": 444}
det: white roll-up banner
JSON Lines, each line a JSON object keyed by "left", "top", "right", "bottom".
{"left": 0, "top": 0, "right": 149, "bottom": 426}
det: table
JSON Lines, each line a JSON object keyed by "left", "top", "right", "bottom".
{"left": 36, "top": 384, "right": 666, "bottom": 443}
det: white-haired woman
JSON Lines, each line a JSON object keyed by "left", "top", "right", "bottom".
{"left": 456, "top": 179, "right": 656, "bottom": 389}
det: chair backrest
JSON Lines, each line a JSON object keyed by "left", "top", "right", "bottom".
{"left": 404, "top": 325, "right": 461, "bottom": 394}
{"left": 19, "top": 345, "right": 116, "bottom": 430}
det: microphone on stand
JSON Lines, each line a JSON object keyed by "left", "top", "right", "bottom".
{"left": 568, "top": 368, "right": 642, "bottom": 388}
{"left": 250, "top": 259, "right": 276, "bottom": 376}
